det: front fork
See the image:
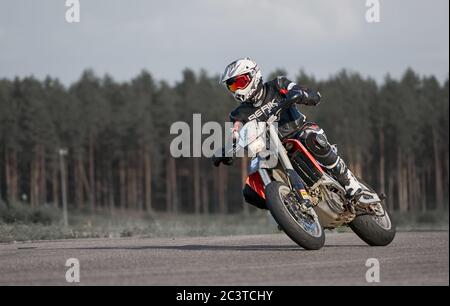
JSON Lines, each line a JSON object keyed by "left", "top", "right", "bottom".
{"left": 258, "top": 123, "right": 312, "bottom": 207}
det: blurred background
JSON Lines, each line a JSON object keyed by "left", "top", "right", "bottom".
{"left": 0, "top": 0, "right": 448, "bottom": 241}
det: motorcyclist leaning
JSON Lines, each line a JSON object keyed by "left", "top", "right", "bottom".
{"left": 213, "top": 57, "right": 362, "bottom": 210}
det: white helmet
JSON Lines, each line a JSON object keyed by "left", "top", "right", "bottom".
{"left": 221, "top": 57, "right": 263, "bottom": 102}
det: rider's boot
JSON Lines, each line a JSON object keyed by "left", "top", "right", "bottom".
{"left": 326, "top": 157, "right": 362, "bottom": 199}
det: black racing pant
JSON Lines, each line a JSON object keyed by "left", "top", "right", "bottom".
{"left": 243, "top": 122, "right": 339, "bottom": 210}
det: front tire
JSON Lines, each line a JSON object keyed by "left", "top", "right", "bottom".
{"left": 266, "top": 182, "right": 325, "bottom": 250}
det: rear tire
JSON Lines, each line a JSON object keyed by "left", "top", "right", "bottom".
{"left": 266, "top": 182, "right": 325, "bottom": 250}
{"left": 349, "top": 180, "right": 396, "bottom": 246}
{"left": 349, "top": 204, "right": 396, "bottom": 246}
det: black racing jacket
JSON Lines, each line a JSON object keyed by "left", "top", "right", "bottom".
{"left": 229, "top": 76, "right": 321, "bottom": 138}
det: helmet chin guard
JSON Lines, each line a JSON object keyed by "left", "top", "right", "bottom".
{"left": 221, "top": 57, "right": 263, "bottom": 103}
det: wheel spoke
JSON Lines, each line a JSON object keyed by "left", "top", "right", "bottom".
{"left": 279, "top": 188, "right": 321, "bottom": 237}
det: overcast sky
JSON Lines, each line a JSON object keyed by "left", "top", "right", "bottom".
{"left": 0, "top": 0, "right": 448, "bottom": 85}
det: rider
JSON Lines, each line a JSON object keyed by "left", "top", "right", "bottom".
{"left": 212, "top": 57, "right": 362, "bottom": 210}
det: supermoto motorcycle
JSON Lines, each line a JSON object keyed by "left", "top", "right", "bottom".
{"left": 228, "top": 98, "right": 396, "bottom": 250}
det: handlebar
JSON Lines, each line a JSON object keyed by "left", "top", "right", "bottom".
{"left": 268, "top": 93, "right": 302, "bottom": 117}
{"left": 219, "top": 93, "right": 302, "bottom": 157}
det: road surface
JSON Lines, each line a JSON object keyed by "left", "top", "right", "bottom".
{"left": 0, "top": 231, "right": 448, "bottom": 285}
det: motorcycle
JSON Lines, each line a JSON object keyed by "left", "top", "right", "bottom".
{"left": 227, "top": 98, "right": 396, "bottom": 250}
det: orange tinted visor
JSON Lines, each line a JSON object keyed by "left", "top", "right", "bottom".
{"left": 226, "top": 74, "right": 251, "bottom": 93}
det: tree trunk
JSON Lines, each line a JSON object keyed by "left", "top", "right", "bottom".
{"left": 60, "top": 153, "right": 69, "bottom": 224}
{"left": 103, "top": 165, "right": 109, "bottom": 210}
{"left": 402, "top": 167, "right": 409, "bottom": 212}
{"left": 0, "top": 151, "right": 2, "bottom": 202}
{"left": 407, "top": 155, "right": 413, "bottom": 211}
{"left": 119, "top": 157, "right": 126, "bottom": 210}
{"left": 193, "top": 158, "right": 201, "bottom": 215}
{"left": 415, "top": 162, "right": 420, "bottom": 211}
{"left": 35, "top": 147, "right": 41, "bottom": 206}
{"left": 38, "top": 146, "right": 46, "bottom": 205}
{"left": 165, "top": 157, "right": 172, "bottom": 213}
{"left": 30, "top": 146, "right": 43, "bottom": 207}
{"left": 30, "top": 153, "right": 36, "bottom": 207}
{"left": 397, "top": 149, "right": 407, "bottom": 212}
{"left": 379, "top": 128, "right": 385, "bottom": 195}
{"left": 102, "top": 164, "right": 107, "bottom": 210}
{"left": 420, "top": 175, "right": 427, "bottom": 212}
{"left": 201, "top": 175, "right": 209, "bottom": 214}
{"left": 213, "top": 167, "right": 219, "bottom": 214}
{"left": 5, "top": 150, "right": 10, "bottom": 202}
{"left": 96, "top": 170, "right": 102, "bottom": 212}
{"left": 137, "top": 152, "right": 144, "bottom": 212}
{"left": 388, "top": 175, "right": 395, "bottom": 211}
{"left": 446, "top": 151, "right": 449, "bottom": 209}
{"left": 170, "top": 157, "right": 178, "bottom": 214}
{"left": 432, "top": 128, "right": 444, "bottom": 210}
{"left": 409, "top": 156, "right": 420, "bottom": 212}
{"left": 127, "top": 164, "right": 136, "bottom": 210}
{"left": 165, "top": 157, "right": 178, "bottom": 214}
{"left": 89, "top": 133, "right": 96, "bottom": 211}
{"left": 144, "top": 146, "right": 152, "bottom": 212}
{"left": 135, "top": 164, "right": 140, "bottom": 211}
{"left": 11, "top": 150, "right": 18, "bottom": 203}
{"left": 413, "top": 156, "right": 421, "bottom": 212}
{"left": 52, "top": 161, "right": 59, "bottom": 208}
{"left": 107, "top": 163, "right": 115, "bottom": 215}
{"left": 218, "top": 165, "right": 226, "bottom": 214}
{"left": 75, "top": 156, "right": 84, "bottom": 209}
{"left": 127, "top": 165, "right": 132, "bottom": 210}
{"left": 354, "top": 150, "right": 363, "bottom": 178}
{"left": 134, "top": 164, "right": 140, "bottom": 211}
{"left": 425, "top": 165, "right": 433, "bottom": 211}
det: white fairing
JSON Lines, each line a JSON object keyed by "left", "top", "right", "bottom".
{"left": 238, "top": 121, "right": 266, "bottom": 155}
{"left": 221, "top": 57, "right": 263, "bottom": 102}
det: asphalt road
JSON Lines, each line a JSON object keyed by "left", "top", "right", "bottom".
{"left": 0, "top": 231, "right": 448, "bottom": 285}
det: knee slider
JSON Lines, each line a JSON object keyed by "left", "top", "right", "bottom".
{"left": 304, "top": 132, "right": 339, "bottom": 168}
{"left": 305, "top": 132, "right": 330, "bottom": 156}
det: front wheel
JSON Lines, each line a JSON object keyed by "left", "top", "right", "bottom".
{"left": 266, "top": 182, "right": 325, "bottom": 250}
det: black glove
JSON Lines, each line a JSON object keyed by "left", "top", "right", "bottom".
{"left": 285, "top": 90, "right": 303, "bottom": 104}
{"left": 212, "top": 148, "right": 233, "bottom": 167}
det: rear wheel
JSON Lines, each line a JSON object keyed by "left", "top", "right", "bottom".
{"left": 349, "top": 180, "right": 396, "bottom": 246}
{"left": 266, "top": 182, "right": 325, "bottom": 250}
